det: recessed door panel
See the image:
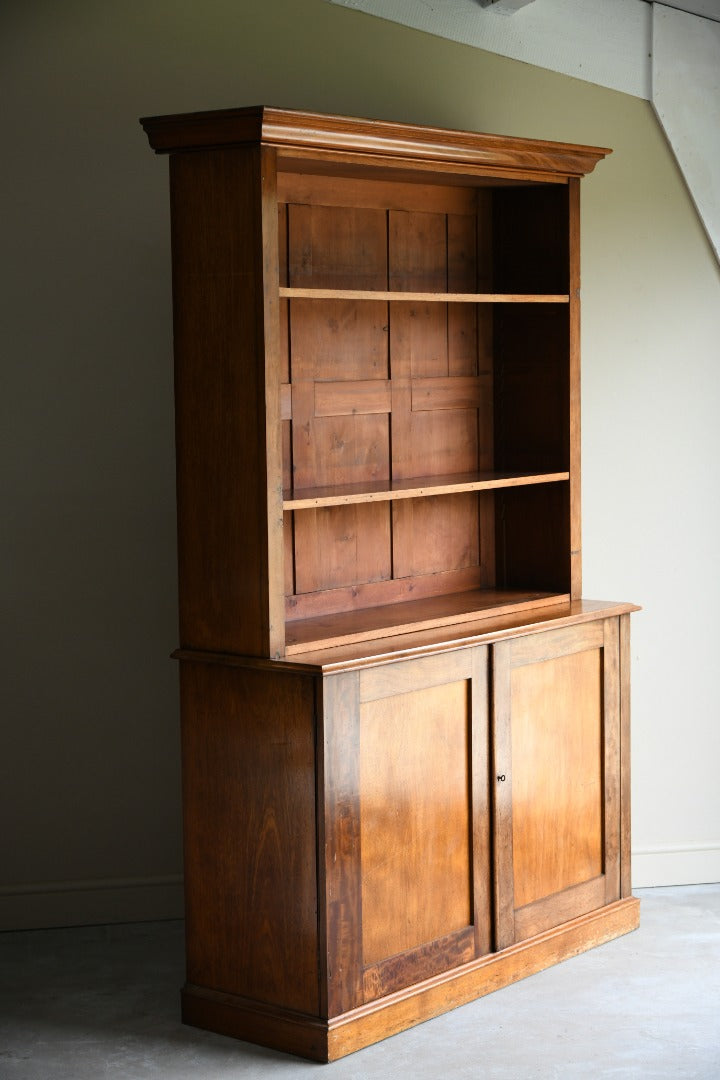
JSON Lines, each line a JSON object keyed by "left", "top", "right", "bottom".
{"left": 359, "top": 679, "right": 472, "bottom": 964}
{"left": 510, "top": 648, "right": 603, "bottom": 908}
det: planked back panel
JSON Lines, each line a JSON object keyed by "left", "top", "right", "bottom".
{"left": 280, "top": 173, "right": 498, "bottom": 623}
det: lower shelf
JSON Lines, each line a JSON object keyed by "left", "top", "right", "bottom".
{"left": 181, "top": 896, "right": 641, "bottom": 1062}
{"left": 284, "top": 587, "right": 570, "bottom": 654}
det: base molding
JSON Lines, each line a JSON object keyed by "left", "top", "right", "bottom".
{"left": 632, "top": 843, "right": 720, "bottom": 887}
{"left": 182, "top": 897, "right": 641, "bottom": 1062}
{"left": 0, "top": 875, "right": 184, "bottom": 932}
{"left": 182, "top": 987, "right": 330, "bottom": 1062}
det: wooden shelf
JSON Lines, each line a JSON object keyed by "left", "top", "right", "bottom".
{"left": 283, "top": 470, "right": 569, "bottom": 510}
{"left": 279, "top": 287, "right": 570, "bottom": 304}
{"left": 284, "top": 588, "right": 570, "bottom": 654}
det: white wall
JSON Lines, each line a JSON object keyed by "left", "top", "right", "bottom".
{"left": 1, "top": 0, "right": 718, "bottom": 929}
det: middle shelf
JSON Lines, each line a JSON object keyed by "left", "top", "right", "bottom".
{"left": 278, "top": 287, "right": 571, "bottom": 303}
{"left": 283, "top": 470, "right": 569, "bottom": 510}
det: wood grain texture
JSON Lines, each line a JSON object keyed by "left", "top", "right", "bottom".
{"left": 285, "top": 588, "right": 568, "bottom": 654}
{"left": 287, "top": 202, "right": 392, "bottom": 606}
{"left": 509, "top": 645, "right": 604, "bottom": 910}
{"left": 182, "top": 895, "right": 640, "bottom": 1063}
{"left": 182, "top": 985, "right": 329, "bottom": 1063}
{"left": 387, "top": 207, "right": 482, "bottom": 601}
{"left": 328, "top": 898, "right": 639, "bottom": 1061}
{"left": 314, "top": 378, "right": 392, "bottom": 417}
{"left": 285, "top": 565, "right": 485, "bottom": 624}
{"left": 362, "top": 928, "right": 475, "bottom": 1001}
{"left": 141, "top": 105, "right": 611, "bottom": 179}
{"left": 411, "top": 375, "right": 484, "bottom": 412}
{"left": 497, "top": 483, "right": 571, "bottom": 595}
{"left": 146, "top": 107, "right": 637, "bottom": 1065}
{"left": 179, "top": 661, "right": 319, "bottom": 1013}
{"left": 476, "top": 192, "right": 496, "bottom": 589}
{"left": 568, "top": 179, "right": 582, "bottom": 599}
{"left": 358, "top": 647, "right": 472, "bottom": 701}
{"left": 471, "top": 645, "right": 493, "bottom": 957}
{"left": 359, "top": 679, "right": 473, "bottom": 965}
{"left": 287, "top": 204, "right": 389, "bottom": 490}
{"left": 392, "top": 494, "right": 479, "bottom": 580}
{"left": 283, "top": 470, "right": 569, "bottom": 510}
{"left": 260, "top": 147, "right": 286, "bottom": 657}
{"left": 508, "top": 620, "right": 604, "bottom": 666}
{"left": 447, "top": 213, "right": 480, "bottom": 378}
{"left": 491, "top": 640, "right": 516, "bottom": 952}
{"left": 169, "top": 146, "right": 278, "bottom": 656}
{"left": 322, "top": 672, "right": 364, "bottom": 1017}
{"left": 293, "top": 503, "right": 391, "bottom": 594}
{"left": 278, "top": 171, "right": 477, "bottom": 213}
{"left": 280, "top": 287, "right": 569, "bottom": 303}
{"left": 283, "top": 599, "right": 638, "bottom": 672}
{"left": 277, "top": 149, "right": 575, "bottom": 189}
{"left": 513, "top": 875, "right": 608, "bottom": 942}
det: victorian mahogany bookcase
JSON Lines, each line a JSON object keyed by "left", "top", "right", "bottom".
{"left": 141, "top": 106, "right": 639, "bottom": 1061}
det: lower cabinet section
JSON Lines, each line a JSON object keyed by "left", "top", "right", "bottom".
{"left": 177, "top": 610, "right": 638, "bottom": 1062}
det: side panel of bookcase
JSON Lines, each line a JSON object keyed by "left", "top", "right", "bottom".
{"left": 169, "top": 145, "right": 284, "bottom": 656}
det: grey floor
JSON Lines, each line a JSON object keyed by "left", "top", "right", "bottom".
{"left": 1, "top": 885, "right": 718, "bottom": 1080}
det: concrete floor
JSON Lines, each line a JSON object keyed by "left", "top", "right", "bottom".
{"left": 0, "top": 885, "right": 718, "bottom": 1079}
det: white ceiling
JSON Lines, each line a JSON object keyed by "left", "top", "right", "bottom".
{"left": 327, "top": 0, "right": 653, "bottom": 97}
{"left": 650, "top": 0, "right": 720, "bottom": 20}
{"left": 327, "top": 0, "right": 720, "bottom": 264}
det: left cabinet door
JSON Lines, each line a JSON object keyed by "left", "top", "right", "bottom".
{"left": 321, "top": 648, "right": 492, "bottom": 1017}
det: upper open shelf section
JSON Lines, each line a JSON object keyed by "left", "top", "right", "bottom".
{"left": 141, "top": 106, "right": 611, "bottom": 659}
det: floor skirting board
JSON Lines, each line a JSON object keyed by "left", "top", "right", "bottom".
{"left": 2, "top": 851, "right": 719, "bottom": 930}
{"left": 632, "top": 843, "right": 720, "bottom": 888}
{"left": 0, "top": 876, "right": 184, "bottom": 931}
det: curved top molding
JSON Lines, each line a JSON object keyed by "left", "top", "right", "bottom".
{"left": 141, "top": 106, "right": 611, "bottom": 179}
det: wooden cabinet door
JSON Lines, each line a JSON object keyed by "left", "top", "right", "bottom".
{"left": 491, "top": 618, "right": 621, "bottom": 949}
{"left": 322, "top": 648, "right": 492, "bottom": 1015}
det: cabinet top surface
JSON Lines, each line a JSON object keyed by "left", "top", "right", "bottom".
{"left": 174, "top": 600, "right": 639, "bottom": 676}
{"left": 140, "top": 105, "right": 611, "bottom": 179}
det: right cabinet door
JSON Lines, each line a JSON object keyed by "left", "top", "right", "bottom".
{"left": 492, "top": 617, "right": 621, "bottom": 949}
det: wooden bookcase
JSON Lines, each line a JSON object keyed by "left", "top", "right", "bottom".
{"left": 142, "top": 107, "right": 639, "bottom": 1062}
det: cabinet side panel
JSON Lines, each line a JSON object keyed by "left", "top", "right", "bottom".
{"left": 497, "top": 483, "right": 571, "bottom": 593}
{"left": 493, "top": 185, "right": 570, "bottom": 295}
{"left": 568, "top": 178, "right": 582, "bottom": 598}
{"left": 180, "top": 662, "right": 320, "bottom": 1015}
{"left": 170, "top": 147, "right": 274, "bottom": 656}
{"left": 260, "top": 147, "right": 286, "bottom": 658}
{"left": 493, "top": 185, "right": 572, "bottom": 595}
